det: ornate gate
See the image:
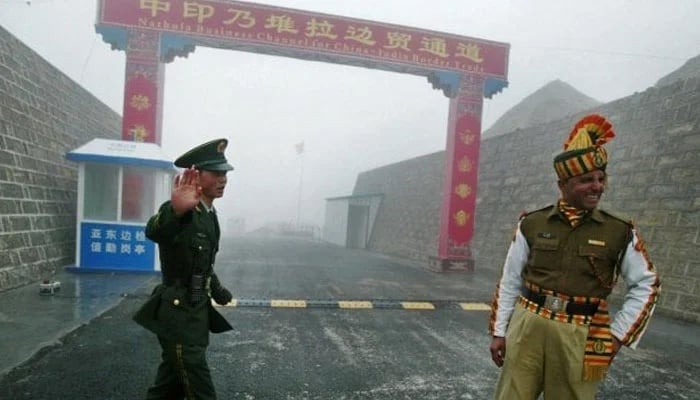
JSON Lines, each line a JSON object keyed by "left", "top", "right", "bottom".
{"left": 96, "top": 0, "right": 509, "bottom": 270}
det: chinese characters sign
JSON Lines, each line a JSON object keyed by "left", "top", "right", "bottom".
{"left": 98, "top": 0, "right": 508, "bottom": 79}
{"left": 97, "top": 0, "right": 510, "bottom": 265}
{"left": 80, "top": 222, "right": 155, "bottom": 271}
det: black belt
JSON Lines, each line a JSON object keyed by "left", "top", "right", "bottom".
{"left": 523, "top": 287, "right": 599, "bottom": 316}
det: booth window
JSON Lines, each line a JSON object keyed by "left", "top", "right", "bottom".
{"left": 83, "top": 162, "right": 119, "bottom": 220}
{"left": 121, "top": 166, "right": 156, "bottom": 223}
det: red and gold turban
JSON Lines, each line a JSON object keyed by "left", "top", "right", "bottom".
{"left": 554, "top": 114, "right": 615, "bottom": 180}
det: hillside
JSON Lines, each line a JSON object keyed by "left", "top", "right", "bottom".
{"left": 483, "top": 79, "right": 600, "bottom": 138}
{"left": 655, "top": 54, "right": 700, "bottom": 87}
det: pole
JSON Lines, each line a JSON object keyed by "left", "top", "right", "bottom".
{"left": 296, "top": 150, "right": 304, "bottom": 228}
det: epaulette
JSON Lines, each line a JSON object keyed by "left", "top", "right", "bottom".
{"left": 519, "top": 204, "right": 554, "bottom": 220}
{"left": 598, "top": 209, "right": 634, "bottom": 227}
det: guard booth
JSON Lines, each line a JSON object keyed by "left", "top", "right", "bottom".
{"left": 323, "top": 194, "right": 383, "bottom": 249}
{"left": 65, "top": 138, "right": 174, "bottom": 272}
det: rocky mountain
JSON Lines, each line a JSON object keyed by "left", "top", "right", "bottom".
{"left": 655, "top": 54, "right": 700, "bottom": 88}
{"left": 483, "top": 79, "right": 601, "bottom": 139}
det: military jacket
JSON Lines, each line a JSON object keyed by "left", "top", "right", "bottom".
{"left": 519, "top": 205, "right": 631, "bottom": 298}
{"left": 133, "top": 201, "right": 232, "bottom": 345}
{"left": 489, "top": 204, "right": 660, "bottom": 347}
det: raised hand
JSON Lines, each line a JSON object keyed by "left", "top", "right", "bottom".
{"left": 171, "top": 165, "right": 202, "bottom": 217}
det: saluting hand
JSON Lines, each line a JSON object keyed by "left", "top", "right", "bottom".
{"left": 171, "top": 165, "right": 201, "bottom": 217}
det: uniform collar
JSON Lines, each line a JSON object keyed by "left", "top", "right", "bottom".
{"left": 546, "top": 205, "right": 605, "bottom": 223}
{"left": 198, "top": 200, "right": 215, "bottom": 213}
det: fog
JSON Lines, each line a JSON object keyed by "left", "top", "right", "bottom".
{"left": 1, "top": 0, "right": 698, "bottom": 231}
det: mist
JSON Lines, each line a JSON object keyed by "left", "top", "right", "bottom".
{"left": 1, "top": 0, "right": 698, "bottom": 231}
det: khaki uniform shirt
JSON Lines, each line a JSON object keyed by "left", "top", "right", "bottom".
{"left": 519, "top": 206, "right": 630, "bottom": 298}
{"left": 489, "top": 205, "right": 661, "bottom": 348}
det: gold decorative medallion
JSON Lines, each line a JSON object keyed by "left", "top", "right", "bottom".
{"left": 129, "top": 94, "right": 151, "bottom": 111}
{"left": 217, "top": 140, "right": 227, "bottom": 153}
{"left": 459, "top": 129, "right": 476, "bottom": 145}
{"left": 458, "top": 156, "right": 473, "bottom": 172}
{"left": 455, "top": 183, "right": 472, "bottom": 199}
{"left": 453, "top": 210, "right": 470, "bottom": 226}
{"left": 129, "top": 125, "right": 149, "bottom": 142}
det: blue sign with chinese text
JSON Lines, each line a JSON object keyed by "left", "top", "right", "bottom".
{"left": 80, "top": 222, "right": 155, "bottom": 271}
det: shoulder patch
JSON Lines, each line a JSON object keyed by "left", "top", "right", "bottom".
{"left": 598, "top": 209, "right": 633, "bottom": 226}
{"left": 521, "top": 204, "right": 555, "bottom": 219}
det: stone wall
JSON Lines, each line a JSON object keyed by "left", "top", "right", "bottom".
{"left": 354, "top": 153, "right": 444, "bottom": 260}
{"left": 354, "top": 77, "right": 700, "bottom": 322}
{"left": 0, "top": 27, "right": 121, "bottom": 290}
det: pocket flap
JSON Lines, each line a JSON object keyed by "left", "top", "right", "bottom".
{"left": 532, "top": 239, "right": 559, "bottom": 251}
{"left": 578, "top": 245, "right": 606, "bottom": 258}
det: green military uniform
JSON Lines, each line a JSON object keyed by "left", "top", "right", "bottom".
{"left": 134, "top": 139, "right": 234, "bottom": 400}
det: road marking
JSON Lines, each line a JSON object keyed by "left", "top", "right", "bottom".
{"left": 401, "top": 302, "right": 436, "bottom": 310}
{"left": 338, "top": 301, "right": 373, "bottom": 309}
{"left": 459, "top": 302, "right": 491, "bottom": 311}
{"left": 271, "top": 299, "right": 308, "bottom": 308}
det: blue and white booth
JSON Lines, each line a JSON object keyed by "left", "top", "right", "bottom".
{"left": 65, "top": 139, "right": 175, "bottom": 272}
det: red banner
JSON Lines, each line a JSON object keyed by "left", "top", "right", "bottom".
{"left": 98, "top": 0, "right": 508, "bottom": 79}
{"left": 123, "top": 73, "right": 158, "bottom": 142}
{"left": 447, "top": 113, "right": 480, "bottom": 246}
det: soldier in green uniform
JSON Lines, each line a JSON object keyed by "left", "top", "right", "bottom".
{"left": 488, "top": 114, "right": 661, "bottom": 399}
{"left": 134, "top": 138, "right": 235, "bottom": 400}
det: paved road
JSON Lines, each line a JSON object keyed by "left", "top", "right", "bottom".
{"left": 1, "top": 236, "right": 698, "bottom": 399}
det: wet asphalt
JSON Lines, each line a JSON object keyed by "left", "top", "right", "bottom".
{"left": 0, "top": 236, "right": 698, "bottom": 399}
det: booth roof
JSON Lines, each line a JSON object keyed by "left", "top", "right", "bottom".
{"left": 65, "top": 138, "right": 175, "bottom": 170}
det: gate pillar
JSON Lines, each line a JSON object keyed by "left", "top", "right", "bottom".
{"left": 430, "top": 74, "right": 485, "bottom": 272}
{"left": 122, "top": 29, "right": 165, "bottom": 145}
{"left": 119, "top": 29, "right": 165, "bottom": 220}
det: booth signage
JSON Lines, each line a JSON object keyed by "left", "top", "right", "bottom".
{"left": 80, "top": 222, "right": 155, "bottom": 270}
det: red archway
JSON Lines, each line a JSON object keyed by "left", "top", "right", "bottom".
{"left": 96, "top": 0, "right": 509, "bottom": 270}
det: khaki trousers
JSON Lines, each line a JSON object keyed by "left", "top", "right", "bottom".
{"left": 494, "top": 303, "right": 600, "bottom": 400}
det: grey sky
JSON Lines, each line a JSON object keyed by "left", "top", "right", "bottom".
{"left": 1, "top": 0, "right": 699, "bottom": 230}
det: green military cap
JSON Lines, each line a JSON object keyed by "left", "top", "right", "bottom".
{"left": 174, "top": 138, "right": 234, "bottom": 171}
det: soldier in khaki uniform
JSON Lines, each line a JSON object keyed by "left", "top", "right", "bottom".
{"left": 488, "top": 114, "right": 661, "bottom": 399}
{"left": 134, "top": 138, "right": 235, "bottom": 400}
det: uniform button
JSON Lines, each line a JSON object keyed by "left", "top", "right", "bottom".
{"left": 173, "top": 299, "right": 180, "bottom": 306}
{"left": 198, "top": 246, "right": 202, "bottom": 250}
